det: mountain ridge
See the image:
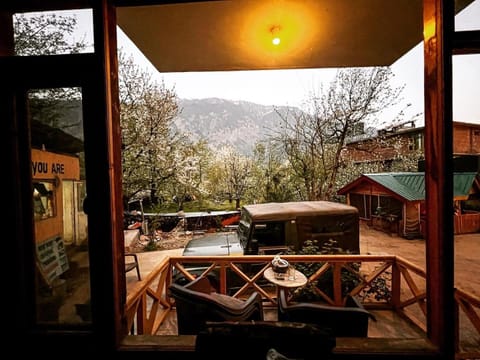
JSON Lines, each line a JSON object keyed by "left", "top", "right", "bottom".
{"left": 174, "top": 97, "right": 303, "bottom": 155}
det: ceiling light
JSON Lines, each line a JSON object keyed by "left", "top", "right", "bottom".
{"left": 270, "top": 25, "right": 281, "bottom": 46}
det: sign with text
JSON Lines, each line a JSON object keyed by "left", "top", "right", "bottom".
{"left": 36, "top": 236, "right": 69, "bottom": 285}
{"left": 31, "top": 148, "right": 80, "bottom": 180}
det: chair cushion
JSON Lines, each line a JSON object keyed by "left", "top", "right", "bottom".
{"left": 209, "top": 292, "right": 246, "bottom": 310}
{"left": 169, "top": 278, "right": 264, "bottom": 334}
{"left": 185, "top": 276, "right": 217, "bottom": 293}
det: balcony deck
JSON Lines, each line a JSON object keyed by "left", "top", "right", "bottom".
{"left": 125, "top": 229, "right": 480, "bottom": 358}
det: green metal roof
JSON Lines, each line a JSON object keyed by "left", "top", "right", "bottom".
{"left": 363, "top": 172, "right": 478, "bottom": 201}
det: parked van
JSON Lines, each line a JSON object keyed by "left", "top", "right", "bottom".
{"left": 182, "top": 201, "right": 360, "bottom": 257}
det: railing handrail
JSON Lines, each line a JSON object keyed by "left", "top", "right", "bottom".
{"left": 455, "top": 287, "right": 480, "bottom": 307}
{"left": 126, "top": 256, "right": 170, "bottom": 305}
{"left": 169, "top": 254, "right": 397, "bottom": 262}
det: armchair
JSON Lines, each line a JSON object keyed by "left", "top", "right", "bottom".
{"left": 168, "top": 276, "right": 264, "bottom": 335}
{"left": 195, "top": 320, "right": 335, "bottom": 360}
{"left": 277, "top": 289, "right": 375, "bottom": 337}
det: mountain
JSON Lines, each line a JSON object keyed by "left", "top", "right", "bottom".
{"left": 174, "top": 98, "right": 303, "bottom": 155}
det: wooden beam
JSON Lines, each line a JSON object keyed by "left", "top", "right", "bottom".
{"left": 423, "top": 0, "right": 455, "bottom": 358}
{"left": 453, "top": 30, "right": 480, "bottom": 54}
{"left": 87, "top": 0, "right": 124, "bottom": 349}
{"left": 0, "top": 1, "right": 90, "bottom": 12}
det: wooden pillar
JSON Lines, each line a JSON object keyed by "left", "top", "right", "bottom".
{"left": 0, "top": 11, "right": 14, "bottom": 56}
{"left": 89, "top": 0, "right": 124, "bottom": 349}
{"left": 423, "top": 0, "right": 455, "bottom": 358}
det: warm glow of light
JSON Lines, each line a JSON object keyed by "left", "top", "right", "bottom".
{"left": 270, "top": 24, "right": 281, "bottom": 46}
{"left": 423, "top": 19, "right": 436, "bottom": 41}
{"left": 240, "top": 1, "right": 319, "bottom": 65}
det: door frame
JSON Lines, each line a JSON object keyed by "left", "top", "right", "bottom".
{"left": 2, "top": 4, "right": 125, "bottom": 348}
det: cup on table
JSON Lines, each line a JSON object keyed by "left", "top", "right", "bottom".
{"left": 288, "top": 264, "right": 296, "bottom": 281}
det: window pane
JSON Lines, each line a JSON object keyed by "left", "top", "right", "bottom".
{"left": 453, "top": 54, "right": 480, "bottom": 124}
{"left": 455, "top": 0, "right": 480, "bottom": 31}
{"left": 13, "top": 9, "right": 93, "bottom": 56}
{"left": 33, "top": 181, "right": 56, "bottom": 220}
{"left": 29, "top": 87, "right": 91, "bottom": 325}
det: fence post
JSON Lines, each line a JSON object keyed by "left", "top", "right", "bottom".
{"left": 391, "top": 259, "right": 401, "bottom": 309}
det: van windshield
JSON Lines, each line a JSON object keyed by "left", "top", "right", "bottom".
{"left": 237, "top": 220, "right": 250, "bottom": 248}
{"left": 251, "top": 222, "right": 285, "bottom": 247}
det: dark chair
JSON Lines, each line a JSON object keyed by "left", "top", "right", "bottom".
{"left": 196, "top": 320, "right": 336, "bottom": 360}
{"left": 125, "top": 253, "right": 141, "bottom": 280}
{"left": 168, "top": 276, "right": 264, "bottom": 335}
{"left": 277, "top": 289, "right": 376, "bottom": 337}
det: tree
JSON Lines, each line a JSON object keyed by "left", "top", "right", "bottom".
{"left": 14, "top": 13, "right": 89, "bottom": 178}
{"left": 14, "top": 13, "right": 90, "bottom": 132}
{"left": 206, "top": 146, "right": 253, "bottom": 209}
{"left": 167, "top": 140, "right": 211, "bottom": 211}
{"left": 249, "top": 142, "right": 300, "bottom": 203}
{"left": 271, "top": 67, "right": 405, "bottom": 201}
{"left": 119, "top": 51, "right": 212, "bottom": 210}
{"left": 119, "top": 50, "right": 181, "bottom": 205}
{"left": 14, "top": 12, "right": 90, "bottom": 56}
{"left": 224, "top": 147, "right": 254, "bottom": 209}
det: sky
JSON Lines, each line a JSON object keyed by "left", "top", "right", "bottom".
{"left": 64, "top": 1, "right": 480, "bottom": 127}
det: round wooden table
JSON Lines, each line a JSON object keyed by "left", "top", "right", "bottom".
{"left": 263, "top": 267, "right": 307, "bottom": 289}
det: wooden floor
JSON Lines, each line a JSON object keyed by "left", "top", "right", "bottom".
{"left": 155, "top": 306, "right": 427, "bottom": 339}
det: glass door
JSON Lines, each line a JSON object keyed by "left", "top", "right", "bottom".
{"left": 3, "top": 4, "right": 124, "bottom": 350}
{"left": 29, "top": 86, "right": 92, "bottom": 325}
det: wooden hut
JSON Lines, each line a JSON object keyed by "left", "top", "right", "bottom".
{"left": 337, "top": 172, "right": 480, "bottom": 239}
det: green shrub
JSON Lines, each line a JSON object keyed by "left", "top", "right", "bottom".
{"left": 286, "top": 239, "right": 392, "bottom": 303}
{"left": 286, "top": 239, "right": 360, "bottom": 302}
{"left": 143, "top": 239, "right": 158, "bottom": 252}
{"left": 361, "top": 272, "right": 392, "bottom": 302}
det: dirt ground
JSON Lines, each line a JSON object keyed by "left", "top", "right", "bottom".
{"left": 359, "top": 224, "right": 480, "bottom": 297}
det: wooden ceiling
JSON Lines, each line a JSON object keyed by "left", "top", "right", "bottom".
{"left": 117, "top": 0, "right": 425, "bottom": 73}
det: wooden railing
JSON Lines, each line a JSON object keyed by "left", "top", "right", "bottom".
{"left": 124, "top": 254, "right": 479, "bottom": 359}
{"left": 454, "top": 288, "right": 480, "bottom": 359}
{"left": 125, "top": 256, "right": 171, "bottom": 335}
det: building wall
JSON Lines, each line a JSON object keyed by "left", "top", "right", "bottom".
{"left": 32, "top": 149, "right": 81, "bottom": 244}
{"left": 343, "top": 122, "right": 480, "bottom": 164}
{"left": 453, "top": 122, "right": 480, "bottom": 154}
